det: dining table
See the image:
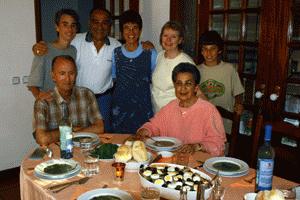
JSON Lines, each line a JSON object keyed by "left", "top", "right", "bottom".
{"left": 20, "top": 134, "right": 299, "bottom": 200}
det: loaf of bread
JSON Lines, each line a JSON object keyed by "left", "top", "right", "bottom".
{"left": 256, "top": 189, "right": 284, "bottom": 200}
{"left": 114, "top": 145, "right": 132, "bottom": 163}
{"left": 132, "top": 140, "right": 148, "bottom": 162}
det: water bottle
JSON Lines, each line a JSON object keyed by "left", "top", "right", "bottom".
{"left": 255, "top": 125, "right": 275, "bottom": 192}
{"left": 59, "top": 102, "right": 73, "bottom": 159}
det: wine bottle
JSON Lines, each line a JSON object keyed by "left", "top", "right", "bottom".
{"left": 59, "top": 102, "right": 73, "bottom": 159}
{"left": 255, "top": 124, "right": 275, "bottom": 192}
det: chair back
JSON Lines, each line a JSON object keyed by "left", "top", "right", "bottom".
{"left": 249, "top": 114, "right": 264, "bottom": 167}
{"left": 215, "top": 106, "right": 241, "bottom": 157}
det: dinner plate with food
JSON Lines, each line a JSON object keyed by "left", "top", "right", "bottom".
{"left": 77, "top": 188, "right": 133, "bottom": 200}
{"left": 204, "top": 157, "right": 249, "bottom": 177}
{"left": 34, "top": 159, "right": 81, "bottom": 180}
{"left": 145, "top": 137, "right": 182, "bottom": 152}
{"left": 114, "top": 140, "right": 152, "bottom": 172}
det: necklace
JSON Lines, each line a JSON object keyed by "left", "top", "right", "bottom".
{"left": 179, "top": 107, "right": 188, "bottom": 116}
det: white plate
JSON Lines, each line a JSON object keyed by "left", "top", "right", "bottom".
{"left": 34, "top": 159, "right": 81, "bottom": 180}
{"left": 145, "top": 137, "right": 182, "bottom": 152}
{"left": 204, "top": 157, "right": 249, "bottom": 177}
{"left": 158, "top": 151, "right": 174, "bottom": 158}
{"left": 72, "top": 132, "right": 100, "bottom": 147}
{"left": 124, "top": 152, "right": 152, "bottom": 172}
{"left": 203, "top": 165, "right": 249, "bottom": 177}
{"left": 77, "top": 188, "right": 133, "bottom": 200}
{"left": 139, "top": 163, "right": 213, "bottom": 200}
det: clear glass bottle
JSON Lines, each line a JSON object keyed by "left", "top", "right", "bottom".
{"left": 59, "top": 102, "right": 73, "bottom": 159}
{"left": 179, "top": 187, "right": 187, "bottom": 200}
{"left": 255, "top": 124, "right": 275, "bottom": 192}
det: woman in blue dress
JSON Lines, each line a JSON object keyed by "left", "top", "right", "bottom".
{"left": 111, "top": 10, "right": 157, "bottom": 133}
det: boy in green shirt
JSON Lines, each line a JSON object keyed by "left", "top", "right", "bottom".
{"left": 198, "top": 30, "right": 244, "bottom": 133}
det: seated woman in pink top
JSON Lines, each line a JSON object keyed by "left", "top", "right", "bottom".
{"left": 137, "top": 62, "right": 226, "bottom": 156}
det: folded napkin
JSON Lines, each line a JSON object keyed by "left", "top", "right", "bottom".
{"left": 229, "top": 173, "right": 256, "bottom": 188}
{"left": 69, "top": 186, "right": 90, "bottom": 200}
{"left": 34, "top": 174, "right": 85, "bottom": 188}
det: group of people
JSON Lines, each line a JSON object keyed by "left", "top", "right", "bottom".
{"left": 28, "top": 8, "right": 244, "bottom": 156}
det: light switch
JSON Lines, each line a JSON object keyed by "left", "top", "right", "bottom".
{"left": 12, "top": 76, "right": 20, "bottom": 85}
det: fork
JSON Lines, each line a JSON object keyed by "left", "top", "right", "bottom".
{"left": 50, "top": 177, "right": 90, "bottom": 193}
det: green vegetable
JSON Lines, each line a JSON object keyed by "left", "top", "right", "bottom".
{"left": 44, "top": 164, "right": 73, "bottom": 174}
{"left": 90, "top": 143, "right": 118, "bottom": 159}
{"left": 212, "top": 162, "right": 241, "bottom": 172}
{"left": 90, "top": 195, "right": 121, "bottom": 200}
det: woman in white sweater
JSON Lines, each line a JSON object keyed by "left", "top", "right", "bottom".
{"left": 151, "top": 21, "right": 195, "bottom": 113}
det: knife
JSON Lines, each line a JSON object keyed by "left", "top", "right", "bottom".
{"left": 149, "top": 154, "right": 162, "bottom": 165}
{"left": 48, "top": 177, "right": 89, "bottom": 191}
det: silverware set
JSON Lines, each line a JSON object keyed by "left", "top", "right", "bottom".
{"left": 48, "top": 177, "right": 90, "bottom": 193}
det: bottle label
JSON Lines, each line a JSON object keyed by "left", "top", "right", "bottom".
{"left": 257, "top": 158, "right": 274, "bottom": 191}
{"left": 59, "top": 125, "right": 73, "bottom": 159}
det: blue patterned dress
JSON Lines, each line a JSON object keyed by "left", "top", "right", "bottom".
{"left": 111, "top": 44, "right": 156, "bottom": 133}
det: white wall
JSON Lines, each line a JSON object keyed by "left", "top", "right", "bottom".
{"left": 140, "top": 0, "right": 170, "bottom": 52}
{"left": 0, "top": 0, "right": 170, "bottom": 171}
{"left": 0, "top": 0, "right": 37, "bottom": 170}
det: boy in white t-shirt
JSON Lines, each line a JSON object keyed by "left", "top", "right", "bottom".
{"left": 198, "top": 30, "right": 245, "bottom": 133}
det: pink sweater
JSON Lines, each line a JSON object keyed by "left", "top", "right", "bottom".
{"left": 141, "top": 98, "right": 226, "bottom": 156}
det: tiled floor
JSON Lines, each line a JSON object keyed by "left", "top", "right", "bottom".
{"left": 0, "top": 167, "right": 20, "bottom": 200}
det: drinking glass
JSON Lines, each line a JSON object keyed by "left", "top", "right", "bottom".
{"left": 112, "top": 162, "right": 126, "bottom": 182}
{"left": 141, "top": 187, "right": 160, "bottom": 200}
{"left": 80, "top": 138, "right": 99, "bottom": 176}
{"left": 211, "top": 186, "right": 225, "bottom": 200}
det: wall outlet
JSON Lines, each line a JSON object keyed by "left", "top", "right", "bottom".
{"left": 12, "top": 76, "right": 20, "bottom": 85}
{"left": 22, "top": 76, "right": 29, "bottom": 84}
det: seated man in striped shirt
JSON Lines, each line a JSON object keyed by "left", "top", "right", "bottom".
{"left": 34, "top": 55, "right": 104, "bottom": 146}
{"left": 137, "top": 62, "right": 226, "bottom": 156}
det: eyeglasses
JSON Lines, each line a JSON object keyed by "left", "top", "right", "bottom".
{"left": 174, "top": 80, "right": 196, "bottom": 88}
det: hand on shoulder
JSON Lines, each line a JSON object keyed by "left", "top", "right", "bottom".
{"left": 32, "top": 41, "right": 48, "bottom": 56}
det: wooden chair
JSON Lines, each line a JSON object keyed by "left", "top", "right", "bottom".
{"left": 249, "top": 113, "right": 264, "bottom": 168}
{"left": 215, "top": 106, "right": 241, "bottom": 157}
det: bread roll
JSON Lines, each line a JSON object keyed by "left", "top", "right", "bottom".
{"left": 132, "top": 140, "right": 148, "bottom": 162}
{"left": 114, "top": 145, "right": 132, "bottom": 163}
{"left": 256, "top": 189, "right": 284, "bottom": 200}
